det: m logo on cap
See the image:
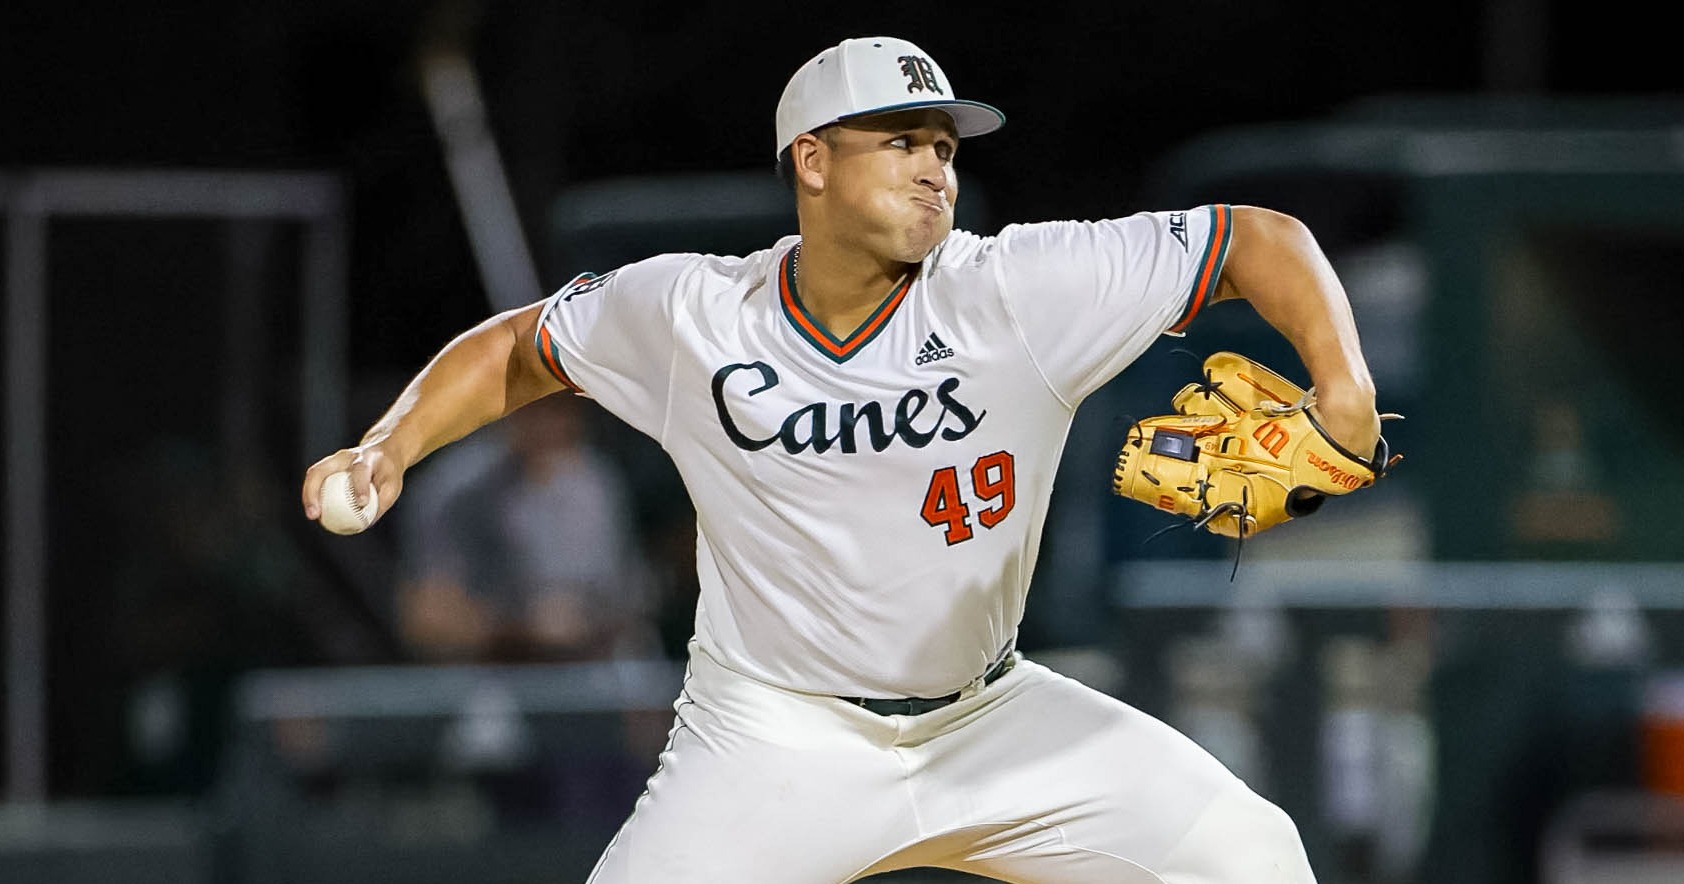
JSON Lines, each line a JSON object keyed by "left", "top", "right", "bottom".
{"left": 898, "top": 55, "right": 944, "bottom": 95}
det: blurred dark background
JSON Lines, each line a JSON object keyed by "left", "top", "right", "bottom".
{"left": 3, "top": 2, "right": 1684, "bottom": 883}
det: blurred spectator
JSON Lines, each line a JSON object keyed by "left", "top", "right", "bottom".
{"left": 395, "top": 392, "right": 659, "bottom": 663}
{"left": 391, "top": 394, "right": 665, "bottom": 833}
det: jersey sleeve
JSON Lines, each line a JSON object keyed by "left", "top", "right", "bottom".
{"left": 994, "top": 204, "right": 1233, "bottom": 404}
{"left": 534, "top": 252, "right": 693, "bottom": 440}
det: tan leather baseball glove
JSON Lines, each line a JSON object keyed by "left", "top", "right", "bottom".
{"left": 1112, "top": 351, "right": 1402, "bottom": 541}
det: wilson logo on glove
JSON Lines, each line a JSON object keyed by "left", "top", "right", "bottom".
{"left": 1111, "top": 350, "right": 1402, "bottom": 578}
{"left": 1253, "top": 421, "right": 1291, "bottom": 458}
{"left": 1307, "top": 451, "right": 1364, "bottom": 490}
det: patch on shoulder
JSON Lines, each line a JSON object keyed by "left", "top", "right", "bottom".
{"left": 1169, "top": 211, "right": 1189, "bottom": 251}
{"left": 560, "top": 270, "right": 617, "bottom": 301}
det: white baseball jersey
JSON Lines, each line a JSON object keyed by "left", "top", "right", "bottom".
{"left": 536, "top": 205, "right": 1232, "bottom": 698}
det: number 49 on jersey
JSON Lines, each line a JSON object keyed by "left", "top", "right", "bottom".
{"left": 921, "top": 451, "right": 1015, "bottom": 545}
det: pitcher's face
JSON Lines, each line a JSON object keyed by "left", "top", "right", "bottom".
{"left": 812, "top": 109, "right": 960, "bottom": 262}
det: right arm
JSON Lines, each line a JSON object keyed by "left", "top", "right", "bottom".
{"left": 300, "top": 300, "right": 566, "bottom": 525}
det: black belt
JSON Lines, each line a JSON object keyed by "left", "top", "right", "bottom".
{"left": 838, "top": 651, "right": 1017, "bottom": 717}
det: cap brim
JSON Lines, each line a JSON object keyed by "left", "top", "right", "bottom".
{"left": 836, "top": 99, "right": 1006, "bottom": 138}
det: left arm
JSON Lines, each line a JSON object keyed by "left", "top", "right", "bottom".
{"left": 1210, "top": 206, "right": 1381, "bottom": 458}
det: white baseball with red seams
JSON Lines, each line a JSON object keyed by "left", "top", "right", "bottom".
{"left": 317, "top": 469, "right": 378, "bottom": 535}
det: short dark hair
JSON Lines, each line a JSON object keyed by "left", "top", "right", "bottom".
{"left": 776, "top": 146, "right": 796, "bottom": 190}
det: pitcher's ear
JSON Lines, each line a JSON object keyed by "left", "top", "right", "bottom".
{"left": 790, "top": 132, "right": 828, "bottom": 193}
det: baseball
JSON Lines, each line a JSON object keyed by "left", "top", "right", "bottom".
{"left": 318, "top": 470, "right": 379, "bottom": 535}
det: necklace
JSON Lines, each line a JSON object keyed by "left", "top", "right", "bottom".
{"left": 793, "top": 242, "right": 918, "bottom": 298}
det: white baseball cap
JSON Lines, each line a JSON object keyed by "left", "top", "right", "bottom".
{"left": 775, "top": 37, "right": 1006, "bottom": 157}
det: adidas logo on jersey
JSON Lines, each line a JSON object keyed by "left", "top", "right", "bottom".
{"left": 915, "top": 332, "right": 955, "bottom": 365}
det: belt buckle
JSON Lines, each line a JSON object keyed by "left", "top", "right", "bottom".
{"left": 957, "top": 671, "right": 988, "bottom": 702}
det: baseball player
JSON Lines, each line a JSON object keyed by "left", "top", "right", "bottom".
{"left": 303, "top": 36, "right": 1381, "bottom": 883}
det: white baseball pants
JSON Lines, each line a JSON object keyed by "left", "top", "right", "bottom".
{"left": 586, "top": 643, "right": 1316, "bottom": 883}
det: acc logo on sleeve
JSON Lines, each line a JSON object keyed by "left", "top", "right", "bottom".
{"left": 560, "top": 270, "right": 618, "bottom": 302}
{"left": 1168, "top": 212, "right": 1188, "bottom": 251}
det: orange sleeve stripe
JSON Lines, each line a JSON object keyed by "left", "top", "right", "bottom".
{"left": 1169, "top": 204, "right": 1231, "bottom": 334}
{"left": 536, "top": 325, "right": 578, "bottom": 389}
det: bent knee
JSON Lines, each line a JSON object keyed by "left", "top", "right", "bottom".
{"left": 1160, "top": 786, "right": 1315, "bottom": 884}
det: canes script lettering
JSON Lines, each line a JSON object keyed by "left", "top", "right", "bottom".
{"left": 712, "top": 362, "right": 985, "bottom": 454}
